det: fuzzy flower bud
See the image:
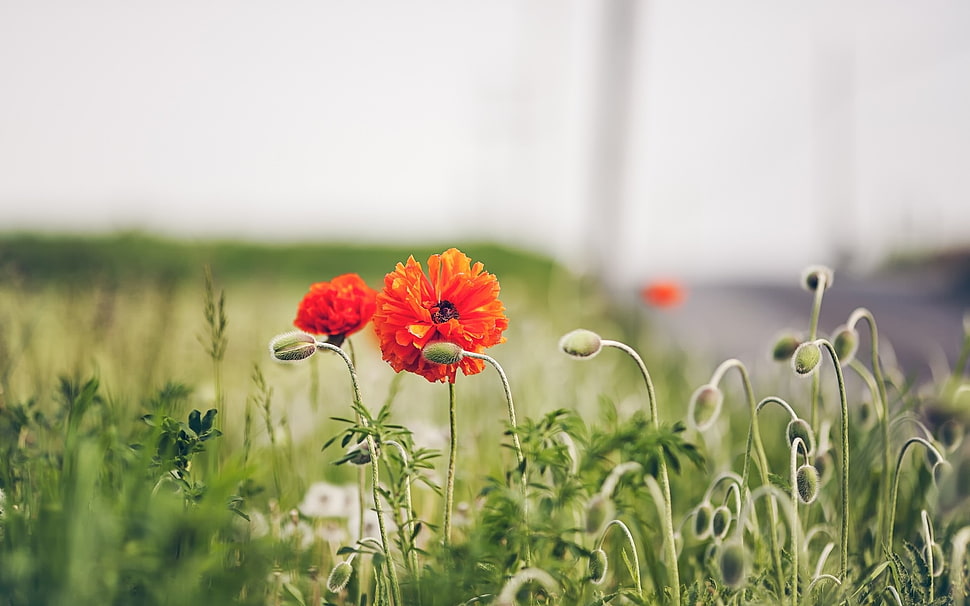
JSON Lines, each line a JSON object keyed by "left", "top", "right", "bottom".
{"left": 718, "top": 542, "right": 747, "bottom": 588}
{"left": 587, "top": 548, "right": 608, "bottom": 584}
{"left": 692, "top": 502, "right": 714, "bottom": 540}
{"left": 688, "top": 384, "right": 724, "bottom": 431}
{"left": 269, "top": 331, "right": 318, "bottom": 361}
{"left": 421, "top": 341, "right": 465, "bottom": 365}
{"left": 326, "top": 561, "right": 354, "bottom": 593}
{"left": 559, "top": 329, "right": 603, "bottom": 359}
{"left": 795, "top": 464, "right": 820, "bottom": 504}
{"left": 831, "top": 325, "right": 859, "bottom": 365}
{"left": 939, "top": 419, "right": 964, "bottom": 453}
{"left": 771, "top": 333, "right": 802, "bottom": 362}
{"left": 711, "top": 505, "right": 732, "bottom": 540}
{"left": 801, "top": 265, "right": 834, "bottom": 292}
{"left": 792, "top": 341, "right": 822, "bottom": 377}
{"left": 787, "top": 418, "right": 816, "bottom": 455}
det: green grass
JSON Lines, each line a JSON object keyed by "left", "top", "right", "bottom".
{"left": 1, "top": 233, "right": 969, "bottom": 605}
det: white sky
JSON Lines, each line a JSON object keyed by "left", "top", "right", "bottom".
{"left": 2, "top": 1, "right": 969, "bottom": 283}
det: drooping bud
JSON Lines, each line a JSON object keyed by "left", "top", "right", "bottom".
{"left": 800, "top": 265, "right": 834, "bottom": 292}
{"left": 587, "top": 548, "right": 609, "bottom": 584}
{"left": 269, "top": 331, "right": 318, "bottom": 361}
{"left": 787, "top": 418, "right": 816, "bottom": 455}
{"left": 939, "top": 419, "right": 964, "bottom": 453}
{"left": 326, "top": 561, "right": 354, "bottom": 592}
{"left": 692, "top": 502, "right": 714, "bottom": 540}
{"left": 345, "top": 440, "right": 377, "bottom": 465}
{"left": 584, "top": 493, "right": 614, "bottom": 535}
{"left": 559, "top": 329, "right": 603, "bottom": 359}
{"left": 831, "top": 325, "right": 859, "bottom": 365}
{"left": 718, "top": 542, "right": 747, "bottom": 588}
{"left": 792, "top": 341, "right": 822, "bottom": 377}
{"left": 795, "top": 464, "right": 820, "bottom": 504}
{"left": 711, "top": 505, "right": 732, "bottom": 540}
{"left": 422, "top": 341, "right": 465, "bottom": 365}
{"left": 771, "top": 333, "right": 802, "bottom": 362}
{"left": 688, "top": 384, "right": 724, "bottom": 431}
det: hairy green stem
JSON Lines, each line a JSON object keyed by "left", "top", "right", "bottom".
{"left": 816, "top": 339, "right": 850, "bottom": 582}
{"left": 444, "top": 381, "right": 458, "bottom": 547}
{"left": 887, "top": 437, "right": 944, "bottom": 551}
{"left": 602, "top": 339, "right": 680, "bottom": 604}
{"left": 463, "top": 351, "right": 524, "bottom": 468}
{"left": 596, "top": 519, "right": 644, "bottom": 598}
{"left": 317, "top": 341, "right": 403, "bottom": 606}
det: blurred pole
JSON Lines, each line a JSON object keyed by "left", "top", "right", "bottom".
{"left": 584, "top": 0, "right": 640, "bottom": 290}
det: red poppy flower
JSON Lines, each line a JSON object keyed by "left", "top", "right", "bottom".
{"left": 641, "top": 280, "right": 685, "bottom": 308}
{"left": 294, "top": 273, "right": 378, "bottom": 346}
{"left": 372, "top": 248, "right": 508, "bottom": 383}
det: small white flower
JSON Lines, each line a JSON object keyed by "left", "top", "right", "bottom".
{"left": 299, "top": 482, "right": 357, "bottom": 519}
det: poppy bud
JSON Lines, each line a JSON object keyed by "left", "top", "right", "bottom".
{"left": 587, "top": 548, "right": 609, "bottom": 584}
{"left": 711, "top": 505, "right": 732, "bottom": 540}
{"left": 326, "top": 561, "right": 354, "bottom": 592}
{"left": 422, "top": 341, "right": 465, "bottom": 365}
{"left": 559, "top": 329, "right": 603, "bottom": 359}
{"left": 792, "top": 341, "right": 822, "bottom": 377}
{"left": 795, "top": 464, "right": 820, "bottom": 504}
{"left": 269, "top": 331, "right": 318, "bottom": 361}
{"left": 939, "top": 419, "right": 964, "bottom": 453}
{"left": 831, "top": 325, "right": 859, "bottom": 365}
{"left": 772, "top": 334, "right": 802, "bottom": 362}
{"left": 692, "top": 502, "right": 714, "bottom": 540}
{"left": 801, "top": 265, "right": 834, "bottom": 292}
{"left": 718, "top": 542, "right": 747, "bottom": 588}
{"left": 688, "top": 384, "right": 724, "bottom": 431}
{"left": 787, "top": 418, "right": 816, "bottom": 455}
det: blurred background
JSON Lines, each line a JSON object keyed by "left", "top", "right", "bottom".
{"left": 2, "top": 1, "right": 969, "bottom": 364}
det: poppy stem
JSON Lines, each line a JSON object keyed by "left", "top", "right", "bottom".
{"left": 444, "top": 381, "right": 458, "bottom": 547}
{"left": 462, "top": 351, "right": 525, "bottom": 468}
{"left": 600, "top": 339, "right": 680, "bottom": 605}
{"left": 315, "top": 341, "right": 403, "bottom": 606}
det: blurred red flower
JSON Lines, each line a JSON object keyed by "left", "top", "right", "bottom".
{"left": 641, "top": 280, "right": 685, "bottom": 308}
{"left": 372, "top": 248, "right": 508, "bottom": 383}
{"left": 294, "top": 273, "right": 378, "bottom": 346}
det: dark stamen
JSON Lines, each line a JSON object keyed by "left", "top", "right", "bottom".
{"left": 431, "top": 300, "right": 460, "bottom": 324}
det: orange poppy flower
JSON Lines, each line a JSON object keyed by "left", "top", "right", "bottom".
{"left": 294, "top": 273, "right": 378, "bottom": 346}
{"left": 640, "top": 280, "right": 685, "bottom": 308}
{"left": 372, "top": 248, "right": 508, "bottom": 383}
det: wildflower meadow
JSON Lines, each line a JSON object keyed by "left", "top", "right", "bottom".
{"left": 1, "top": 234, "right": 968, "bottom": 605}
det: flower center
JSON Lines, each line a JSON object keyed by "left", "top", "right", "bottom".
{"left": 431, "top": 300, "right": 460, "bottom": 324}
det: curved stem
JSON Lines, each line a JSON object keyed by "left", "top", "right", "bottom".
{"left": 385, "top": 439, "right": 420, "bottom": 593}
{"left": 444, "top": 381, "right": 457, "bottom": 547}
{"left": 808, "top": 275, "right": 827, "bottom": 431}
{"left": 462, "top": 351, "right": 524, "bottom": 468}
{"left": 887, "top": 437, "right": 945, "bottom": 551}
{"left": 316, "top": 341, "right": 403, "bottom": 606}
{"left": 950, "top": 526, "right": 970, "bottom": 606}
{"left": 790, "top": 437, "right": 809, "bottom": 606}
{"left": 816, "top": 339, "right": 850, "bottom": 582}
{"left": 601, "top": 339, "right": 680, "bottom": 604}
{"left": 848, "top": 308, "right": 892, "bottom": 544}
{"left": 596, "top": 519, "right": 644, "bottom": 598}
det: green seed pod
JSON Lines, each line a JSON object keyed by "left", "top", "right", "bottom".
{"left": 422, "top": 341, "right": 465, "bottom": 365}
{"left": 587, "top": 548, "right": 609, "bottom": 584}
{"left": 559, "top": 329, "right": 603, "bottom": 359}
{"left": 692, "top": 502, "right": 714, "bottom": 540}
{"left": 718, "top": 542, "right": 747, "bottom": 588}
{"left": 771, "top": 334, "right": 802, "bottom": 362}
{"left": 711, "top": 505, "right": 732, "bottom": 540}
{"left": 831, "top": 325, "right": 859, "bottom": 365}
{"left": 800, "top": 265, "right": 834, "bottom": 292}
{"left": 787, "top": 418, "right": 816, "bottom": 455}
{"left": 269, "top": 331, "right": 318, "bottom": 361}
{"left": 584, "top": 493, "right": 614, "bottom": 535}
{"left": 688, "top": 384, "right": 724, "bottom": 431}
{"left": 795, "top": 464, "right": 820, "bottom": 504}
{"left": 326, "top": 561, "right": 354, "bottom": 593}
{"left": 792, "top": 341, "right": 822, "bottom": 377}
